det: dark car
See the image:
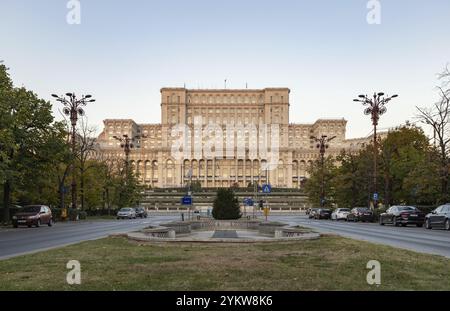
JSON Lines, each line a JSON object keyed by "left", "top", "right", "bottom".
{"left": 425, "top": 204, "right": 450, "bottom": 230}
{"left": 315, "top": 208, "right": 332, "bottom": 220}
{"left": 12, "top": 205, "right": 53, "bottom": 228}
{"left": 135, "top": 207, "right": 148, "bottom": 218}
{"left": 379, "top": 206, "right": 425, "bottom": 227}
{"left": 347, "top": 207, "right": 374, "bottom": 222}
{"left": 308, "top": 208, "right": 320, "bottom": 219}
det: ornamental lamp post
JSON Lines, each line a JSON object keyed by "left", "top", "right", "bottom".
{"left": 113, "top": 134, "right": 145, "bottom": 180}
{"left": 310, "top": 135, "right": 336, "bottom": 207}
{"left": 52, "top": 93, "right": 95, "bottom": 210}
{"left": 353, "top": 92, "right": 398, "bottom": 209}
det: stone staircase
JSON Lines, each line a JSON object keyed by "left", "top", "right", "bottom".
{"left": 140, "top": 188, "right": 310, "bottom": 213}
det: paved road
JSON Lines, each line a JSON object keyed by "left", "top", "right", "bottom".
{"left": 1, "top": 215, "right": 450, "bottom": 260}
{"left": 270, "top": 215, "right": 450, "bottom": 258}
{"left": 0, "top": 216, "right": 178, "bottom": 260}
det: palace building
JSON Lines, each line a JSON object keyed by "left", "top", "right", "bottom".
{"left": 96, "top": 87, "right": 372, "bottom": 188}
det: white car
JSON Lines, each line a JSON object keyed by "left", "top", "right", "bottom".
{"left": 331, "top": 208, "right": 351, "bottom": 221}
{"left": 117, "top": 208, "right": 136, "bottom": 219}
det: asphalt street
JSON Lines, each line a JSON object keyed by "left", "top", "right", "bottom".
{"left": 270, "top": 215, "right": 450, "bottom": 258}
{"left": 0, "top": 216, "right": 178, "bottom": 260}
{"left": 1, "top": 215, "right": 450, "bottom": 260}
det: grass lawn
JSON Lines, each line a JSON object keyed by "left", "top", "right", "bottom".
{"left": 0, "top": 235, "right": 449, "bottom": 291}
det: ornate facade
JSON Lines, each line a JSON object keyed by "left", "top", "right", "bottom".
{"left": 96, "top": 87, "right": 372, "bottom": 188}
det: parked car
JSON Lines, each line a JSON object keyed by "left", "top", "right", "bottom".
{"left": 379, "top": 206, "right": 425, "bottom": 227}
{"left": 347, "top": 207, "right": 374, "bottom": 222}
{"left": 12, "top": 205, "right": 53, "bottom": 228}
{"left": 134, "top": 207, "right": 148, "bottom": 218}
{"left": 331, "top": 208, "right": 351, "bottom": 221}
{"left": 425, "top": 204, "right": 450, "bottom": 230}
{"left": 308, "top": 208, "right": 320, "bottom": 219}
{"left": 116, "top": 208, "right": 136, "bottom": 219}
{"left": 315, "top": 208, "right": 332, "bottom": 220}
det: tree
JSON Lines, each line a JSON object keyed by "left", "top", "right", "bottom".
{"left": 416, "top": 66, "right": 450, "bottom": 203}
{"left": 74, "top": 118, "right": 98, "bottom": 210}
{"left": 332, "top": 150, "right": 370, "bottom": 208}
{"left": 112, "top": 160, "right": 143, "bottom": 208}
{"left": 0, "top": 64, "right": 57, "bottom": 221}
{"left": 212, "top": 188, "right": 241, "bottom": 220}
{"left": 304, "top": 157, "right": 336, "bottom": 207}
{"left": 379, "top": 124, "right": 433, "bottom": 205}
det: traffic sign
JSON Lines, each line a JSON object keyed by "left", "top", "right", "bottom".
{"left": 373, "top": 193, "right": 378, "bottom": 201}
{"left": 244, "top": 198, "right": 254, "bottom": 206}
{"left": 181, "top": 196, "right": 192, "bottom": 205}
{"left": 262, "top": 184, "right": 272, "bottom": 193}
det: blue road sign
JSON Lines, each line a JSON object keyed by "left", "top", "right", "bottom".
{"left": 181, "top": 196, "right": 193, "bottom": 205}
{"left": 244, "top": 198, "right": 254, "bottom": 206}
{"left": 373, "top": 193, "right": 378, "bottom": 201}
{"left": 262, "top": 184, "right": 272, "bottom": 193}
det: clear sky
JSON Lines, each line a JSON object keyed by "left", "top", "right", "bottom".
{"left": 1, "top": 0, "right": 449, "bottom": 138}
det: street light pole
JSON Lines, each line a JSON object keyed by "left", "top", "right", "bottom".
{"left": 52, "top": 93, "right": 95, "bottom": 210}
{"left": 310, "top": 135, "right": 336, "bottom": 207}
{"left": 354, "top": 92, "right": 398, "bottom": 208}
{"left": 113, "top": 134, "right": 145, "bottom": 180}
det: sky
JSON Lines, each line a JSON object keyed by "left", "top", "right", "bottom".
{"left": 1, "top": 0, "right": 449, "bottom": 138}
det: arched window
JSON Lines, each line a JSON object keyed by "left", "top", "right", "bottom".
{"left": 152, "top": 160, "right": 158, "bottom": 180}
{"left": 253, "top": 160, "right": 260, "bottom": 177}
{"left": 292, "top": 160, "right": 299, "bottom": 178}
{"left": 278, "top": 160, "right": 284, "bottom": 185}
{"left": 145, "top": 160, "right": 151, "bottom": 181}
{"left": 199, "top": 160, "right": 205, "bottom": 177}
{"left": 238, "top": 159, "right": 244, "bottom": 176}
{"left": 183, "top": 159, "right": 190, "bottom": 178}
{"left": 246, "top": 160, "right": 252, "bottom": 176}
{"left": 166, "top": 159, "right": 174, "bottom": 184}
{"left": 192, "top": 160, "right": 198, "bottom": 177}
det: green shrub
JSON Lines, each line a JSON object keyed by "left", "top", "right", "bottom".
{"left": 78, "top": 211, "right": 87, "bottom": 220}
{"left": 50, "top": 208, "right": 62, "bottom": 221}
{"left": 212, "top": 188, "right": 242, "bottom": 220}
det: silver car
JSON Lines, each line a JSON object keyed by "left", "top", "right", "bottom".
{"left": 117, "top": 208, "right": 136, "bottom": 219}
{"left": 331, "top": 208, "right": 351, "bottom": 221}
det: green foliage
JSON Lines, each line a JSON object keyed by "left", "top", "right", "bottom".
{"left": 304, "top": 124, "right": 445, "bottom": 208}
{"left": 0, "top": 62, "right": 144, "bottom": 222}
{"left": 212, "top": 188, "right": 241, "bottom": 220}
{"left": 379, "top": 125, "right": 439, "bottom": 205}
{"left": 112, "top": 161, "right": 143, "bottom": 208}
{"left": 333, "top": 150, "right": 371, "bottom": 208}
{"left": 304, "top": 157, "right": 336, "bottom": 207}
{"left": 190, "top": 180, "right": 202, "bottom": 193}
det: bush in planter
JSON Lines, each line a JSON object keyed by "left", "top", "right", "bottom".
{"left": 212, "top": 188, "right": 242, "bottom": 220}
{"left": 78, "top": 211, "right": 87, "bottom": 220}
{"left": 50, "top": 208, "right": 62, "bottom": 221}
{"left": 373, "top": 206, "right": 388, "bottom": 221}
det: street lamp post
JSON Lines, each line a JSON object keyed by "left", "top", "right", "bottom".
{"left": 52, "top": 93, "right": 95, "bottom": 210}
{"left": 310, "top": 135, "right": 336, "bottom": 207}
{"left": 113, "top": 134, "right": 145, "bottom": 180}
{"left": 353, "top": 92, "right": 398, "bottom": 208}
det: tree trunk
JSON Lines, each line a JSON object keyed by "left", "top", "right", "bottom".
{"left": 80, "top": 169, "right": 85, "bottom": 210}
{"left": 3, "top": 181, "right": 11, "bottom": 223}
